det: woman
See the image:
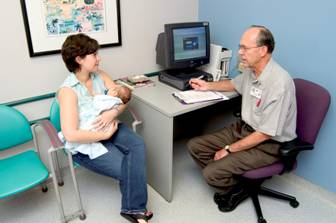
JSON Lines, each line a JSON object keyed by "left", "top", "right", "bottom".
{"left": 59, "top": 33, "right": 153, "bottom": 223}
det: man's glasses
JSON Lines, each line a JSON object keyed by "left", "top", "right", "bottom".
{"left": 238, "top": 45, "right": 263, "bottom": 51}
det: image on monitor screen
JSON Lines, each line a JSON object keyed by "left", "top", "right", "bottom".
{"left": 173, "top": 27, "right": 206, "bottom": 61}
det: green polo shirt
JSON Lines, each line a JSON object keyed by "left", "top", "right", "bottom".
{"left": 231, "top": 58, "right": 297, "bottom": 142}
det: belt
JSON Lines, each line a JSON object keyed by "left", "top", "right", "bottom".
{"left": 242, "top": 121, "right": 282, "bottom": 145}
{"left": 241, "top": 121, "right": 255, "bottom": 132}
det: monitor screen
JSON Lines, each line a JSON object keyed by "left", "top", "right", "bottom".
{"left": 156, "top": 22, "right": 210, "bottom": 70}
{"left": 173, "top": 27, "right": 207, "bottom": 61}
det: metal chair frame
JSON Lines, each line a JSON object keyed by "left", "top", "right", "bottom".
{"left": 32, "top": 101, "right": 142, "bottom": 223}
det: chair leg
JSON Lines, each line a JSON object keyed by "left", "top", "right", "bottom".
{"left": 247, "top": 187, "right": 267, "bottom": 223}
{"left": 54, "top": 151, "right": 64, "bottom": 186}
{"left": 48, "top": 149, "right": 67, "bottom": 223}
{"left": 67, "top": 153, "right": 86, "bottom": 220}
{"left": 49, "top": 149, "right": 86, "bottom": 222}
{"left": 41, "top": 183, "right": 48, "bottom": 193}
{"left": 259, "top": 186, "right": 298, "bottom": 205}
{"left": 242, "top": 177, "right": 299, "bottom": 223}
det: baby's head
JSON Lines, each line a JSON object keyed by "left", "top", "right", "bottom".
{"left": 108, "top": 86, "right": 131, "bottom": 103}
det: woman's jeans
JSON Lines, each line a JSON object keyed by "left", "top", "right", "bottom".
{"left": 72, "top": 123, "right": 148, "bottom": 213}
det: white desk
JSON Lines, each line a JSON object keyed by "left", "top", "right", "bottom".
{"left": 129, "top": 76, "right": 238, "bottom": 202}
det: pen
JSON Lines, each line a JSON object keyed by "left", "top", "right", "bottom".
{"left": 189, "top": 75, "right": 204, "bottom": 87}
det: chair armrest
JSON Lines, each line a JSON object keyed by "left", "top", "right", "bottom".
{"left": 279, "top": 138, "right": 314, "bottom": 157}
{"left": 32, "top": 120, "right": 64, "bottom": 150}
{"left": 125, "top": 107, "right": 142, "bottom": 132}
{"left": 278, "top": 138, "right": 313, "bottom": 172}
{"left": 279, "top": 138, "right": 313, "bottom": 172}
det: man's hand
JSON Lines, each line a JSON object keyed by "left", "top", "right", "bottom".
{"left": 214, "top": 148, "right": 229, "bottom": 161}
{"left": 189, "top": 79, "right": 210, "bottom": 91}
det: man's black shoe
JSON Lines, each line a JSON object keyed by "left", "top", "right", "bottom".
{"left": 214, "top": 192, "right": 231, "bottom": 205}
{"left": 214, "top": 184, "right": 244, "bottom": 205}
{"left": 217, "top": 187, "right": 249, "bottom": 212}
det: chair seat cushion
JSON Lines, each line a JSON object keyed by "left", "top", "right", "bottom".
{"left": 242, "top": 162, "right": 284, "bottom": 179}
{"left": 0, "top": 150, "right": 49, "bottom": 199}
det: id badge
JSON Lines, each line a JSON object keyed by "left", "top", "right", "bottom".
{"left": 250, "top": 86, "right": 262, "bottom": 99}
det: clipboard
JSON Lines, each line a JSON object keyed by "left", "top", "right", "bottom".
{"left": 172, "top": 90, "right": 229, "bottom": 104}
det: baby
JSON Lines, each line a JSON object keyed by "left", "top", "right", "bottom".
{"left": 106, "top": 85, "right": 131, "bottom": 105}
{"left": 88, "top": 85, "right": 131, "bottom": 131}
{"left": 59, "top": 85, "right": 132, "bottom": 159}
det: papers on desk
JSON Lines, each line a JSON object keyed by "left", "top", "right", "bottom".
{"left": 115, "top": 75, "right": 155, "bottom": 90}
{"left": 172, "top": 90, "right": 229, "bottom": 104}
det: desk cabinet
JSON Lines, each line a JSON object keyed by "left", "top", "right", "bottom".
{"left": 129, "top": 76, "right": 239, "bottom": 201}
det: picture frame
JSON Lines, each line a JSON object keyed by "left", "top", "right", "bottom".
{"left": 20, "top": 0, "right": 121, "bottom": 57}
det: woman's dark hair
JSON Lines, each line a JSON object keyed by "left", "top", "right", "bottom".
{"left": 251, "top": 25, "right": 275, "bottom": 54}
{"left": 61, "top": 33, "right": 99, "bottom": 72}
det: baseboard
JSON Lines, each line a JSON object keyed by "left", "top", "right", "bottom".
{"left": 281, "top": 173, "right": 336, "bottom": 207}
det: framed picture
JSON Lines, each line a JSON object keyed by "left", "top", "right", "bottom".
{"left": 20, "top": 0, "right": 121, "bottom": 57}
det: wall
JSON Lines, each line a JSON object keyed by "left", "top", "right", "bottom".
{"left": 0, "top": 0, "right": 198, "bottom": 166}
{"left": 199, "top": 0, "right": 336, "bottom": 193}
{"left": 0, "top": 0, "right": 198, "bottom": 119}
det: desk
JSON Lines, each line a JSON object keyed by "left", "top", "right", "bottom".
{"left": 129, "top": 76, "right": 238, "bottom": 202}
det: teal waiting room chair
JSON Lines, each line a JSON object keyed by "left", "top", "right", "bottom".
{"left": 33, "top": 99, "right": 142, "bottom": 223}
{"left": 33, "top": 100, "right": 86, "bottom": 223}
{"left": 0, "top": 105, "right": 49, "bottom": 200}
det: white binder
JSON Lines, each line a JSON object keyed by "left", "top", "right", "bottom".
{"left": 200, "top": 44, "right": 232, "bottom": 81}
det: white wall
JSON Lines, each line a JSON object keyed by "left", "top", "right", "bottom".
{"left": 0, "top": 0, "right": 198, "bottom": 167}
{"left": 0, "top": 0, "right": 198, "bottom": 119}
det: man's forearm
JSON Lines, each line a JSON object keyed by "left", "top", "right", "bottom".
{"left": 209, "top": 79, "right": 236, "bottom": 92}
{"left": 229, "top": 131, "right": 271, "bottom": 152}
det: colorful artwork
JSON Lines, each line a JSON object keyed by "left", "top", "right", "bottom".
{"left": 43, "top": 0, "right": 106, "bottom": 35}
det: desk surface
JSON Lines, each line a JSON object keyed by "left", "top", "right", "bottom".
{"left": 132, "top": 76, "right": 238, "bottom": 117}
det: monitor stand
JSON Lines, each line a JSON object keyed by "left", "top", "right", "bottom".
{"left": 159, "top": 68, "right": 213, "bottom": 91}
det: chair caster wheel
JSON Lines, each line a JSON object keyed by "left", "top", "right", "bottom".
{"left": 258, "top": 217, "right": 267, "bottom": 223}
{"left": 79, "top": 213, "right": 86, "bottom": 220}
{"left": 58, "top": 181, "right": 64, "bottom": 186}
{"left": 290, "top": 200, "right": 299, "bottom": 208}
{"left": 42, "top": 187, "right": 48, "bottom": 193}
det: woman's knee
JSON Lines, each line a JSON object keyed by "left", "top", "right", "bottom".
{"left": 118, "top": 124, "right": 145, "bottom": 148}
{"left": 126, "top": 134, "right": 146, "bottom": 157}
{"left": 130, "top": 133, "right": 145, "bottom": 147}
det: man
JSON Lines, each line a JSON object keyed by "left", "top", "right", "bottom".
{"left": 187, "top": 25, "right": 297, "bottom": 212}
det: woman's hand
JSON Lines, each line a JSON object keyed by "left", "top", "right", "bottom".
{"left": 189, "top": 78, "right": 210, "bottom": 91}
{"left": 92, "top": 108, "right": 118, "bottom": 131}
{"left": 101, "top": 120, "right": 119, "bottom": 140}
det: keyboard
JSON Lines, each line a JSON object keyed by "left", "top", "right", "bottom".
{"left": 165, "top": 69, "right": 213, "bottom": 81}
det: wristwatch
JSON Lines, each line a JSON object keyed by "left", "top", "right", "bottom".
{"left": 224, "top": 145, "right": 232, "bottom": 154}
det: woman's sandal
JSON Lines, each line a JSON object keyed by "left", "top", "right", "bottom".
{"left": 120, "top": 211, "right": 153, "bottom": 223}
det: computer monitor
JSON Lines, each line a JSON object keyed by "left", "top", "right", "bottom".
{"left": 156, "top": 21, "right": 210, "bottom": 70}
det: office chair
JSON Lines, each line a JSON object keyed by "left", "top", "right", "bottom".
{"left": 240, "top": 78, "right": 331, "bottom": 223}
{"left": 0, "top": 105, "right": 49, "bottom": 200}
{"left": 33, "top": 99, "right": 143, "bottom": 223}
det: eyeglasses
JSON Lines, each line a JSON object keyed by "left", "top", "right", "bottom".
{"left": 238, "top": 45, "right": 262, "bottom": 51}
